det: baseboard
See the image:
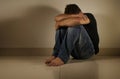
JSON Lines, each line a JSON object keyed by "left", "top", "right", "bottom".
{"left": 0, "top": 48, "right": 52, "bottom": 56}
{"left": 0, "top": 48, "right": 120, "bottom": 56}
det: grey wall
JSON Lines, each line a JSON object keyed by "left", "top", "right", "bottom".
{"left": 0, "top": 0, "right": 120, "bottom": 48}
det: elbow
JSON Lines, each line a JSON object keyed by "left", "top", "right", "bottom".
{"left": 54, "top": 14, "right": 62, "bottom": 22}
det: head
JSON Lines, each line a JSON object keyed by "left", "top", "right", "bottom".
{"left": 64, "top": 4, "right": 82, "bottom": 14}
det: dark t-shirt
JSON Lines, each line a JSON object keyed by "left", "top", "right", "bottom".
{"left": 84, "top": 13, "right": 99, "bottom": 54}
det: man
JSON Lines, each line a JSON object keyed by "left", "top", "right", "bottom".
{"left": 45, "top": 4, "right": 99, "bottom": 66}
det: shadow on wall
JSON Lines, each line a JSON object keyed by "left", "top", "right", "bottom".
{"left": 0, "top": 5, "right": 60, "bottom": 48}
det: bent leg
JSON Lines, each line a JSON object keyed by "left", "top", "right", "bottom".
{"left": 46, "top": 27, "right": 67, "bottom": 65}
{"left": 57, "top": 26, "right": 82, "bottom": 63}
{"left": 71, "top": 26, "right": 95, "bottom": 59}
{"left": 58, "top": 25, "right": 95, "bottom": 63}
{"left": 50, "top": 25, "right": 94, "bottom": 65}
{"left": 52, "top": 27, "right": 67, "bottom": 57}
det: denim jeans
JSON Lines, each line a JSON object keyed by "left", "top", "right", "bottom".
{"left": 52, "top": 25, "right": 95, "bottom": 63}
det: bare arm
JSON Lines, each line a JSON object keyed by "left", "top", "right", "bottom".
{"left": 55, "top": 15, "right": 90, "bottom": 29}
{"left": 55, "top": 14, "right": 81, "bottom": 22}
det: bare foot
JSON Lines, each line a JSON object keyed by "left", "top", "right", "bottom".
{"left": 47, "top": 57, "right": 64, "bottom": 66}
{"left": 45, "top": 56, "right": 56, "bottom": 64}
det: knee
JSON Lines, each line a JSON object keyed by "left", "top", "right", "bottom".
{"left": 67, "top": 25, "right": 83, "bottom": 33}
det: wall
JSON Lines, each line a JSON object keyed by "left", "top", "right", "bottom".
{"left": 0, "top": 0, "right": 120, "bottom": 48}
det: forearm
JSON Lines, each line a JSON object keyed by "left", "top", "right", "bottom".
{"left": 58, "top": 15, "right": 90, "bottom": 27}
{"left": 58, "top": 17, "right": 81, "bottom": 26}
{"left": 55, "top": 19, "right": 80, "bottom": 30}
{"left": 55, "top": 14, "right": 80, "bottom": 22}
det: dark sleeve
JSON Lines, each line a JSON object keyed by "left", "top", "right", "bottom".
{"left": 84, "top": 13, "right": 100, "bottom": 54}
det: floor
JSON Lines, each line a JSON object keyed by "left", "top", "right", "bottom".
{"left": 0, "top": 56, "right": 120, "bottom": 79}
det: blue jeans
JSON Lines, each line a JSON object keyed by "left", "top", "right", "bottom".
{"left": 52, "top": 25, "right": 95, "bottom": 63}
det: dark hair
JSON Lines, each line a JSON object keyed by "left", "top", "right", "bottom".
{"left": 64, "top": 4, "right": 81, "bottom": 14}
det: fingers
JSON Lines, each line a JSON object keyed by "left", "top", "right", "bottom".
{"left": 78, "top": 12, "right": 84, "bottom": 17}
{"left": 84, "top": 15, "right": 90, "bottom": 24}
{"left": 83, "top": 15, "right": 87, "bottom": 20}
{"left": 79, "top": 15, "right": 90, "bottom": 24}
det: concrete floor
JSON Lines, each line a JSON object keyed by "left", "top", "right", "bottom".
{"left": 0, "top": 56, "right": 120, "bottom": 79}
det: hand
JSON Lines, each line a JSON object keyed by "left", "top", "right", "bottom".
{"left": 79, "top": 15, "right": 90, "bottom": 24}
{"left": 78, "top": 12, "right": 84, "bottom": 17}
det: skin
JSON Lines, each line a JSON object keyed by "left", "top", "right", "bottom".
{"left": 45, "top": 12, "right": 90, "bottom": 66}
{"left": 55, "top": 12, "right": 90, "bottom": 30}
